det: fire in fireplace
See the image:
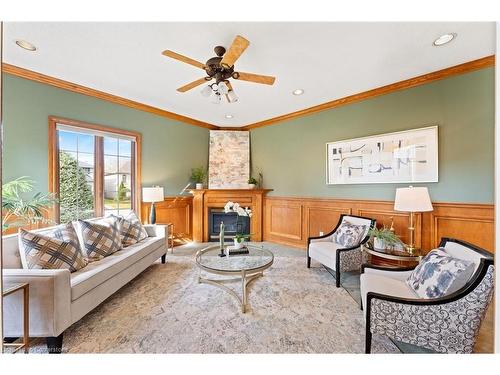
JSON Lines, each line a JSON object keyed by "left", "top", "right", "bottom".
{"left": 208, "top": 208, "right": 250, "bottom": 242}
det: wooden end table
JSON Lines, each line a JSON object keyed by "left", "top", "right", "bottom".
{"left": 2, "top": 282, "right": 29, "bottom": 353}
{"left": 362, "top": 242, "right": 423, "bottom": 268}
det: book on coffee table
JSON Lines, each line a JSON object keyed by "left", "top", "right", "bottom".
{"left": 225, "top": 246, "right": 250, "bottom": 256}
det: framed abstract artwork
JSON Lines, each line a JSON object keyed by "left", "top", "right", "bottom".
{"left": 209, "top": 130, "right": 250, "bottom": 189}
{"left": 326, "top": 125, "right": 438, "bottom": 185}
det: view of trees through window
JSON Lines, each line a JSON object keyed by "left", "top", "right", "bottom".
{"left": 57, "top": 127, "right": 134, "bottom": 223}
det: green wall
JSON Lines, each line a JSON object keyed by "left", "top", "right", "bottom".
{"left": 2, "top": 74, "right": 209, "bottom": 196}
{"left": 251, "top": 68, "right": 495, "bottom": 203}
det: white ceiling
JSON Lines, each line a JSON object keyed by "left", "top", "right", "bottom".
{"left": 3, "top": 22, "right": 496, "bottom": 127}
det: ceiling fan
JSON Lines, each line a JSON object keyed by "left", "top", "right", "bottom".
{"left": 162, "top": 35, "right": 276, "bottom": 104}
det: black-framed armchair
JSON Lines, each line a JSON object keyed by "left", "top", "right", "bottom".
{"left": 307, "top": 214, "right": 375, "bottom": 287}
{"left": 361, "top": 237, "right": 495, "bottom": 354}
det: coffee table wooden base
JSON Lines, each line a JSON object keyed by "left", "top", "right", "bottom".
{"left": 198, "top": 271, "right": 264, "bottom": 313}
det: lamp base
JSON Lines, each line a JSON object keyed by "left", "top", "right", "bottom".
{"left": 150, "top": 202, "right": 156, "bottom": 225}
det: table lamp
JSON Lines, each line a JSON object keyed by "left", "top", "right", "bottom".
{"left": 394, "top": 186, "right": 433, "bottom": 254}
{"left": 142, "top": 186, "right": 164, "bottom": 224}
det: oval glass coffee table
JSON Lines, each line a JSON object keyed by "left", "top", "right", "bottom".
{"left": 195, "top": 244, "right": 274, "bottom": 313}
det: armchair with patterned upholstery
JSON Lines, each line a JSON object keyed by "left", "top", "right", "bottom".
{"left": 361, "top": 237, "right": 494, "bottom": 354}
{"left": 307, "top": 214, "right": 375, "bottom": 287}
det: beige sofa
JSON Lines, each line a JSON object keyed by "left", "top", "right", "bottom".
{"left": 2, "top": 220, "right": 167, "bottom": 352}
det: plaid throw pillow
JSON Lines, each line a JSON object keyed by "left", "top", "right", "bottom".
{"left": 114, "top": 211, "right": 148, "bottom": 247}
{"left": 77, "top": 217, "right": 122, "bottom": 261}
{"left": 18, "top": 223, "right": 88, "bottom": 272}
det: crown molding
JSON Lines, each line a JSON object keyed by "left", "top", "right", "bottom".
{"left": 1, "top": 63, "right": 219, "bottom": 130}
{"left": 3, "top": 55, "right": 494, "bottom": 132}
{"left": 242, "top": 55, "right": 495, "bottom": 131}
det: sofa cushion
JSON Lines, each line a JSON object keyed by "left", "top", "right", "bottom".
{"left": 334, "top": 221, "right": 366, "bottom": 248}
{"left": 308, "top": 241, "right": 341, "bottom": 270}
{"left": 77, "top": 217, "right": 122, "bottom": 261}
{"left": 18, "top": 223, "right": 88, "bottom": 272}
{"left": 70, "top": 236, "right": 164, "bottom": 301}
{"left": 360, "top": 273, "right": 415, "bottom": 317}
{"left": 406, "top": 248, "right": 474, "bottom": 299}
{"left": 113, "top": 211, "right": 148, "bottom": 247}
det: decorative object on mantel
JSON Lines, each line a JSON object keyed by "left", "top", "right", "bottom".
{"left": 219, "top": 221, "right": 226, "bottom": 257}
{"left": 224, "top": 201, "right": 252, "bottom": 249}
{"left": 161, "top": 35, "right": 276, "bottom": 104}
{"left": 209, "top": 131, "right": 250, "bottom": 189}
{"left": 247, "top": 177, "right": 258, "bottom": 189}
{"left": 394, "top": 186, "right": 433, "bottom": 254}
{"left": 142, "top": 186, "right": 164, "bottom": 224}
{"left": 190, "top": 166, "right": 207, "bottom": 189}
{"left": 368, "top": 226, "right": 404, "bottom": 250}
{"left": 326, "top": 125, "right": 438, "bottom": 185}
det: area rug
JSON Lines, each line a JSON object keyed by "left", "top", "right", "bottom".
{"left": 23, "top": 253, "right": 399, "bottom": 353}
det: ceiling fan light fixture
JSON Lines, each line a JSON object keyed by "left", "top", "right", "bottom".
{"left": 200, "top": 85, "right": 212, "bottom": 97}
{"left": 433, "top": 33, "right": 456, "bottom": 46}
{"left": 211, "top": 92, "right": 222, "bottom": 105}
{"left": 218, "top": 82, "right": 229, "bottom": 95}
{"left": 227, "top": 90, "right": 239, "bottom": 103}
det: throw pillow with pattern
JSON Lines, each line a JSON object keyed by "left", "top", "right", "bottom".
{"left": 18, "top": 223, "right": 88, "bottom": 272}
{"left": 77, "top": 217, "right": 122, "bottom": 261}
{"left": 406, "top": 248, "right": 475, "bottom": 299}
{"left": 334, "top": 221, "right": 367, "bottom": 248}
{"left": 113, "top": 211, "right": 148, "bottom": 247}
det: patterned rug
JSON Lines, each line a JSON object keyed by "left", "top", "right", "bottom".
{"left": 20, "top": 248, "right": 399, "bottom": 353}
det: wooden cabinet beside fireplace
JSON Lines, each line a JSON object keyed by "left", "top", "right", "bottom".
{"left": 190, "top": 189, "right": 272, "bottom": 243}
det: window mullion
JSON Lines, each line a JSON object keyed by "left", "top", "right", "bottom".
{"left": 95, "top": 136, "right": 104, "bottom": 217}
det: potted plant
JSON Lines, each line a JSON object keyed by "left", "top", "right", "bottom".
{"left": 247, "top": 177, "right": 258, "bottom": 189}
{"left": 368, "top": 226, "right": 403, "bottom": 249}
{"left": 224, "top": 201, "right": 252, "bottom": 249}
{"left": 2, "top": 176, "right": 57, "bottom": 232}
{"left": 190, "top": 167, "right": 207, "bottom": 189}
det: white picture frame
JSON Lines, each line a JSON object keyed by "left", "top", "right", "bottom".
{"left": 326, "top": 125, "right": 438, "bottom": 185}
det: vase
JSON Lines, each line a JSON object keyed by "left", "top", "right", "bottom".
{"left": 233, "top": 238, "right": 243, "bottom": 249}
{"left": 248, "top": 183, "right": 256, "bottom": 189}
{"left": 374, "top": 237, "right": 386, "bottom": 249}
{"left": 195, "top": 183, "right": 203, "bottom": 189}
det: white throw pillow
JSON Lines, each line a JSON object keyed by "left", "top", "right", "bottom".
{"left": 406, "top": 248, "right": 475, "bottom": 299}
{"left": 334, "top": 221, "right": 366, "bottom": 248}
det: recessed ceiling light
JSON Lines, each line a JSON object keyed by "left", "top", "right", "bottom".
{"left": 292, "top": 89, "right": 304, "bottom": 96}
{"left": 15, "top": 39, "right": 37, "bottom": 51}
{"left": 225, "top": 114, "right": 234, "bottom": 119}
{"left": 433, "top": 33, "right": 456, "bottom": 46}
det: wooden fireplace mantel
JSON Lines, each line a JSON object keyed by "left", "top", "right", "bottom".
{"left": 190, "top": 189, "right": 273, "bottom": 242}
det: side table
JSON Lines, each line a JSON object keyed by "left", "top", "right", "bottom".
{"left": 2, "top": 282, "right": 29, "bottom": 353}
{"left": 361, "top": 242, "right": 423, "bottom": 268}
{"left": 165, "top": 222, "right": 174, "bottom": 252}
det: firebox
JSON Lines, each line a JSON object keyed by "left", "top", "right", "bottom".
{"left": 208, "top": 208, "right": 250, "bottom": 242}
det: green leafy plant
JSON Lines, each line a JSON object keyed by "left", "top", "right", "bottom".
{"left": 247, "top": 177, "right": 258, "bottom": 185}
{"left": 190, "top": 166, "right": 207, "bottom": 184}
{"left": 368, "top": 226, "right": 403, "bottom": 245}
{"left": 234, "top": 233, "right": 251, "bottom": 243}
{"left": 2, "top": 176, "right": 57, "bottom": 232}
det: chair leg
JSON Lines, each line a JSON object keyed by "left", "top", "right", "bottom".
{"left": 46, "top": 333, "right": 64, "bottom": 354}
{"left": 365, "top": 328, "right": 372, "bottom": 354}
{"left": 307, "top": 256, "right": 311, "bottom": 268}
{"left": 336, "top": 268, "right": 341, "bottom": 288}
{"left": 161, "top": 254, "right": 166, "bottom": 264}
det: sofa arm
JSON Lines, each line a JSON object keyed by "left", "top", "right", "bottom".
{"left": 143, "top": 224, "right": 167, "bottom": 238}
{"left": 3, "top": 269, "right": 71, "bottom": 337}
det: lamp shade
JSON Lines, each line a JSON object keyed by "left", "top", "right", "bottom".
{"left": 394, "top": 186, "right": 433, "bottom": 212}
{"left": 142, "top": 187, "right": 164, "bottom": 203}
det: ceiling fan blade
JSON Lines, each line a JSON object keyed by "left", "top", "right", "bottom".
{"left": 162, "top": 50, "right": 206, "bottom": 70}
{"left": 234, "top": 71, "right": 276, "bottom": 85}
{"left": 220, "top": 35, "right": 250, "bottom": 69}
{"left": 177, "top": 77, "right": 210, "bottom": 93}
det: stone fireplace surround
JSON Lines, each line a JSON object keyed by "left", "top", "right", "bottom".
{"left": 190, "top": 189, "right": 272, "bottom": 243}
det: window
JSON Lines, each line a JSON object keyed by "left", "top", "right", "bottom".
{"left": 49, "top": 117, "right": 141, "bottom": 223}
